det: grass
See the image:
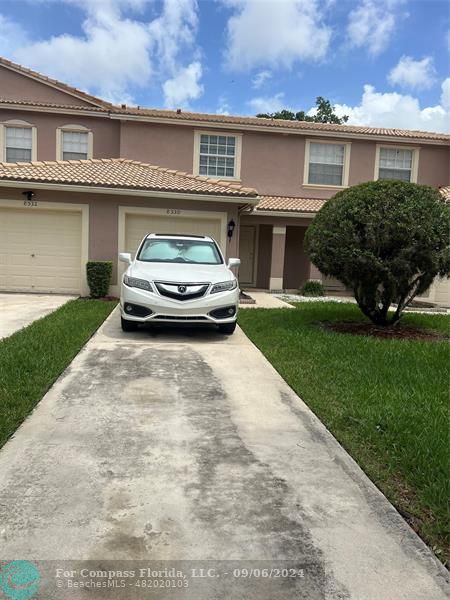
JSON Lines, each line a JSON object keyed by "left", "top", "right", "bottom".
{"left": 0, "top": 298, "right": 116, "bottom": 450}
{"left": 239, "top": 302, "right": 449, "bottom": 564}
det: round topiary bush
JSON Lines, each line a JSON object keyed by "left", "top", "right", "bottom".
{"left": 301, "top": 280, "right": 325, "bottom": 297}
{"left": 305, "top": 180, "right": 450, "bottom": 325}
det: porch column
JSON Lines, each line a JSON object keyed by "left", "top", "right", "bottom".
{"left": 269, "top": 225, "right": 286, "bottom": 291}
{"left": 309, "top": 262, "right": 323, "bottom": 282}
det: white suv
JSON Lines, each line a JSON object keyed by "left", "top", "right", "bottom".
{"left": 119, "top": 233, "right": 240, "bottom": 334}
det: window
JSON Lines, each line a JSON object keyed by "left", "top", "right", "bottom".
{"left": 5, "top": 127, "right": 33, "bottom": 162}
{"left": 62, "top": 130, "right": 89, "bottom": 160}
{"left": 57, "top": 125, "right": 93, "bottom": 160}
{"left": 306, "top": 141, "right": 349, "bottom": 186}
{"left": 377, "top": 147, "right": 415, "bottom": 182}
{"left": 137, "top": 239, "right": 223, "bottom": 265}
{"left": 194, "top": 131, "right": 241, "bottom": 179}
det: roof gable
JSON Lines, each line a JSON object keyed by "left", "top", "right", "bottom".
{"left": 0, "top": 57, "right": 112, "bottom": 109}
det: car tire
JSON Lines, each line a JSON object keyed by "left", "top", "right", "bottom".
{"left": 121, "top": 317, "right": 139, "bottom": 332}
{"left": 218, "top": 321, "right": 237, "bottom": 335}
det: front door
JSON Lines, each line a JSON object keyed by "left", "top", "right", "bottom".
{"left": 239, "top": 225, "right": 257, "bottom": 286}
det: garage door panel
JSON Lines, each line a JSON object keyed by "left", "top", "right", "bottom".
{"left": 125, "top": 214, "right": 223, "bottom": 257}
{"left": 0, "top": 207, "right": 82, "bottom": 294}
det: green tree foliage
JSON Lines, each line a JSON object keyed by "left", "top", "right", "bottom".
{"left": 305, "top": 180, "right": 450, "bottom": 325}
{"left": 256, "top": 96, "right": 349, "bottom": 124}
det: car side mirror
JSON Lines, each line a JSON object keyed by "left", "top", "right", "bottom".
{"left": 227, "top": 258, "right": 240, "bottom": 268}
{"left": 119, "top": 252, "right": 132, "bottom": 265}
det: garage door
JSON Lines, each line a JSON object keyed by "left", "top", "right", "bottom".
{"left": 124, "top": 213, "right": 224, "bottom": 257}
{"left": 0, "top": 207, "right": 82, "bottom": 294}
{"left": 434, "top": 277, "right": 450, "bottom": 307}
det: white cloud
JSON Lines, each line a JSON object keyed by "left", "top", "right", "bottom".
{"left": 223, "top": 0, "right": 331, "bottom": 71}
{"left": 441, "top": 78, "right": 450, "bottom": 110}
{"left": 388, "top": 56, "right": 435, "bottom": 90}
{"left": 216, "top": 96, "right": 231, "bottom": 115}
{"left": 247, "top": 92, "right": 285, "bottom": 114}
{"left": 163, "top": 61, "right": 203, "bottom": 107}
{"left": 0, "top": 14, "right": 28, "bottom": 55}
{"left": 333, "top": 82, "right": 450, "bottom": 133}
{"left": 252, "top": 70, "right": 272, "bottom": 89}
{"left": 6, "top": 0, "right": 202, "bottom": 106}
{"left": 346, "top": 0, "right": 399, "bottom": 55}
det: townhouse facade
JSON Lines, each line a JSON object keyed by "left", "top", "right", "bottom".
{"left": 0, "top": 57, "right": 449, "bottom": 302}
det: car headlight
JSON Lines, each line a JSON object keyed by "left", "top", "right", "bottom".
{"left": 123, "top": 274, "right": 153, "bottom": 291}
{"left": 210, "top": 279, "right": 238, "bottom": 294}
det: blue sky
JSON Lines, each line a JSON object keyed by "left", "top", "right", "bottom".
{"left": 0, "top": 0, "right": 449, "bottom": 131}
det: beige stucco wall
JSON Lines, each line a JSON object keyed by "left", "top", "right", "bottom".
{"left": 0, "top": 109, "right": 121, "bottom": 161}
{"left": 0, "top": 186, "right": 241, "bottom": 286}
{"left": 0, "top": 65, "right": 96, "bottom": 106}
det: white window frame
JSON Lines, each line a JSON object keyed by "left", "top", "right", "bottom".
{"left": 374, "top": 144, "right": 419, "bottom": 183}
{"left": 193, "top": 130, "right": 242, "bottom": 180}
{"left": 56, "top": 124, "right": 93, "bottom": 160}
{"left": 0, "top": 120, "right": 37, "bottom": 162}
{"left": 303, "top": 139, "right": 351, "bottom": 189}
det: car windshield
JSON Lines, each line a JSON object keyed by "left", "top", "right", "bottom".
{"left": 137, "top": 239, "right": 223, "bottom": 265}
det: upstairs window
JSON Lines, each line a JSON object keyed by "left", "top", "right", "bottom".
{"left": 194, "top": 132, "right": 241, "bottom": 179}
{"left": 5, "top": 127, "right": 33, "bottom": 162}
{"left": 307, "top": 141, "right": 348, "bottom": 186}
{"left": 62, "top": 130, "right": 89, "bottom": 160}
{"left": 377, "top": 147, "right": 414, "bottom": 182}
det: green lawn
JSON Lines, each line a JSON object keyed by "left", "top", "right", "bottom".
{"left": 239, "top": 302, "right": 449, "bottom": 564}
{"left": 0, "top": 298, "right": 116, "bottom": 450}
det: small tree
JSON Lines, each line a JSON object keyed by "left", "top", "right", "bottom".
{"left": 305, "top": 180, "right": 450, "bottom": 326}
{"left": 256, "top": 96, "right": 349, "bottom": 124}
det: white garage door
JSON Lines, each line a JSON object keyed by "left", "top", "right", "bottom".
{"left": 125, "top": 213, "right": 224, "bottom": 257}
{"left": 0, "top": 207, "right": 82, "bottom": 294}
{"left": 434, "top": 277, "right": 450, "bottom": 307}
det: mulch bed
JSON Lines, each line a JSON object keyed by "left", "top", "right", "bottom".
{"left": 322, "top": 321, "right": 449, "bottom": 342}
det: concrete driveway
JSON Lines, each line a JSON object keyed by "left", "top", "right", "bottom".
{"left": 0, "top": 293, "right": 72, "bottom": 339}
{"left": 0, "top": 309, "right": 447, "bottom": 599}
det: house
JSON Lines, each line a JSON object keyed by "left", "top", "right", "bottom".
{"left": 0, "top": 56, "right": 449, "bottom": 303}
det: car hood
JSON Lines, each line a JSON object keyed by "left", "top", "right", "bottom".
{"left": 129, "top": 261, "right": 235, "bottom": 284}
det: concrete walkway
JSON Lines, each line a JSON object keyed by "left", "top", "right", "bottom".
{"left": 0, "top": 309, "right": 447, "bottom": 599}
{"left": 240, "top": 291, "right": 293, "bottom": 308}
{"left": 0, "top": 293, "right": 73, "bottom": 339}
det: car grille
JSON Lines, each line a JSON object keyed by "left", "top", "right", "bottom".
{"left": 154, "top": 281, "right": 209, "bottom": 301}
{"left": 156, "top": 315, "right": 208, "bottom": 321}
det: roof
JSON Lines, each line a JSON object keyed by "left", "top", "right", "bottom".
{"left": 0, "top": 56, "right": 114, "bottom": 110}
{"left": 439, "top": 186, "right": 450, "bottom": 200}
{"left": 109, "top": 106, "right": 450, "bottom": 142}
{"left": 0, "top": 53, "right": 448, "bottom": 142}
{"left": 0, "top": 158, "right": 257, "bottom": 198}
{"left": 255, "top": 195, "right": 327, "bottom": 213}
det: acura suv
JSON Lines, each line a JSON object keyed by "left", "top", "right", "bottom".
{"left": 119, "top": 233, "right": 240, "bottom": 334}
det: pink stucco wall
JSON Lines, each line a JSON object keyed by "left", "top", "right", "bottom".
{"left": 0, "top": 65, "right": 96, "bottom": 106}
{"left": 0, "top": 186, "right": 240, "bottom": 285}
{"left": 0, "top": 109, "right": 121, "bottom": 161}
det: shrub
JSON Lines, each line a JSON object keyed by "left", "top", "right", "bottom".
{"left": 301, "top": 280, "right": 325, "bottom": 297}
{"left": 86, "top": 261, "right": 113, "bottom": 298}
{"left": 305, "top": 180, "right": 450, "bottom": 325}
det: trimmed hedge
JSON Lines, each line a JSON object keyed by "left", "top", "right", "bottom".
{"left": 301, "top": 280, "right": 325, "bottom": 297}
{"left": 86, "top": 261, "right": 113, "bottom": 298}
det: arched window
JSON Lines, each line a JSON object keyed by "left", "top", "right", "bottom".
{"left": 56, "top": 124, "right": 93, "bottom": 160}
{"left": 0, "top": 119, "right": 37, "bottom": 162}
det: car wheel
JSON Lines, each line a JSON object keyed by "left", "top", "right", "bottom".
{"left": 218, "top": 321, "right": 237, "bottom": 335}
{"left": 121, "top": 317, "right": 139, "bottom": 332}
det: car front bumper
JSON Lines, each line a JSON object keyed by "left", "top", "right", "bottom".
{"left": 120, "top": 284, "right": 239, "bottom": 324}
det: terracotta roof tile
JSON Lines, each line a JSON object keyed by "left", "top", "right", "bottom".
{"left": 109, "top": 107, "right": 450, "bottom": 142}
{"left": 255, "top": 195, "right": 327, "bottom": 213}
{"left": 0, "top": 158, "right": 257, "bottom": 198}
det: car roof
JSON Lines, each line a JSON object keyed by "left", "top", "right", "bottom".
{"left": 145, "top": 233, "right": 215, "bottom": 242}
